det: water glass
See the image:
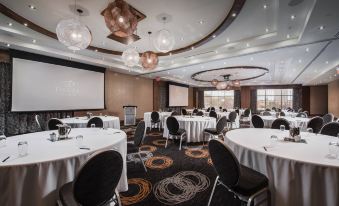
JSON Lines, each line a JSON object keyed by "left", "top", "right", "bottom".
{"left": 90, "top": 124, "right": 95, "bottom": 128}
{"left": 306, "top": 128, "right": 313, "bottom": 137}
{"left": 270, "top": 135, "right": 278, "bottom": 147}
{"left": 76, "top": 135, "right": 84, "bottom": 147}
{"left": 328, "top": 142, "right": 339, "bottom": 159}
{"left": 0, "top": 133, "right": 6, "bottom": 148}
{"left": 280, "top": 125, "right": 285, "bottom": 132}
{"left": 18, "top": 141, "right": 28, "bottom": 156}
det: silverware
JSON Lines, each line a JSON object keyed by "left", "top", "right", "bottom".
{"left": 2, "top": 156, "right": 10, "bottom": 162}
{"left": 113, "top": 132, "right": 121, "bottom": 134}
{"left": 263, "top": 146, "right": 267, "bottom": 151}
{"left": 79, "top": 147, "right": 90, "bottom": 150}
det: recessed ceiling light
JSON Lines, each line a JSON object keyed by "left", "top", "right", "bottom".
{"left": 246, "top": 43, "right": 250, "bottom": 47}
{"left": 250, "top": 57, "right": 254, "bottom": 61}
{"left": 298, "top": 59, "right": 302, "bottom": 63}
{"left": 95, "top": 49, "right": 98, "bottom": 52}
{"left": 28, "top": 5, "right": 36, "bottom": 10}
{"left": 199, "top": 20, "right": 204, "bottom": 24}
{"left": 167, "top": 71, "right": 170, "bottom": 74}
{"left": 305, "top": 48, "right": 309, "bottom": 52}
{"left": 232, "top": 13, "right": 237, "bottom": 17}
{"left": 212, "top": 35, "right": 216, "bottom": 38}
{"left": 223, "top": 62, "right": 226, "bottom": 65}
{"left": 191, "top": 46, "right": 194, "bottom": 50}
{"left": 290, "top": 15, "right": 296, "bottom": 20}
{"left": 32, "top": 39, "right": 36, "bottom": 43}
{"left": 23, "top": 23, "right": 28, "bottom": 26}
{"left": 171, "top": 60, "right": 174, "bottom": 64}
{"left": 325, "top": 61, "right": 329, "bottom": 64}
{"left": 215, "top": 50, "right": 218, "bottom": 54}
{"left": 286, "top": 34, "right": 290, "bottom": 39}
{"left": 265, "top": 28, "right": 269, "bottom": 33}
{"left": 319, "top": 25, "right": 324, "bottom": 30}
{"left": 226, "top": 38, "right": 230, "bottom": 43}
{"left": 8, "top": 22, "right": 12, "bottom": 26}
{"left": 180, "top": 37, "right": 184, "bottom": 41}
{"left": 263, "top": 4, "right": 268, "bottom": 9}
{"left": 6, "top": 43, "right": 10, "bottom": 47}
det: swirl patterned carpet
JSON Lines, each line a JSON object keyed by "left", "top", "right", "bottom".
{"left": 120, "top": 126, "right": 245, "bottom": 206}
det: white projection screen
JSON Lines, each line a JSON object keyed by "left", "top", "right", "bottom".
{"left": 12, "top": 58, "right": 105, "bottom": 111}
{"left": 168, "top": 84, "right": 189, "bottom": 107}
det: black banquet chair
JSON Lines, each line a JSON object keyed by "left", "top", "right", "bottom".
{"left": 210, "top": 107, "right": 216, "bottom": 111}
{"left": 262, "top": 111, "right": 271, "bottom": 116}
{"left": 296, "top": 112, "right": 308, "bottom": 118}
{"left": 271, "top": 118, "right": 290, "bottom": 130}
{"left": 165, "top": 116, "right": 186, "bottom": 150}
{"left": 227, "top": 111, "right": 237, "bottom": 129}
{"left": 182, "top": 108, "right": 188, "bottom": 115}
{"left": 323, "top": 113, "right": 334, "bottom": 125}
{"left": 35, "top": 114, "right": 46, "bottom": 131}
{"left": 196, "top": 111, "right": 204, "bottom": 116}
{"left": 209, "top": 110, "right": 218, "bottom": 119}
{"left": 127, "top": 121, "right": 147, "bottom": 172}
{"left": 320, "top": 122, "right": 339, "bottom": 137}
{"left": 208, "top": 139, "right": 270, "bottom": 206}
{"left": 151, "top": 111, "right": 161, "bottom": 131}
{"left": 306, "top": 117, "right": 324, "bottom": 134}
{"left": 251, "top": 115, "right": 264, "bottom": 128}
{"left": 171, "top": 111, "right": 179, "bottom": 116}
{"left": 59, "top": 150, "right": 123, "bottom": 206}
{"left": 192, "top": 108, "right": 199, "bottom": 114}
{"left": 204, "top": 116, "right": 227, "bottom": 143}
{"left": 279, "top": 111, "right": 286, "bottom": 116}
{"left": 87, "top": 117, "right": 104, "bottom": 128}
{"left": 48, "top": 118, "right": 63, "bottom": 130}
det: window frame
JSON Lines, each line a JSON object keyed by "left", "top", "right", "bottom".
{"left": 256, "top": 89, "right": 293, "bottom": 110}
{"left": 204, "top": 90, "right": 234, "bottom": 108}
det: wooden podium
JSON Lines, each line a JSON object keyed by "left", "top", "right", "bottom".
{"left": 123, "top": 105, "right": 137, "bottom": 126}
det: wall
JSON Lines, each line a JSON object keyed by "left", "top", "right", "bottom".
{"left": 310, "top": 85, "right": 328, "bottom": 115}
{"left": 328, "top": 79, "right": 339, "bottom": 117}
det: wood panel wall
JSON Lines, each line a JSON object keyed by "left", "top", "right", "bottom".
{"left": 310, "top": 85, "right": 328, "bottom": 115}
{"left": 328, "top": 79, "right": 339, "bottom": 117}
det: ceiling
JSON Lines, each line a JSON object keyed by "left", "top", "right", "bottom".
{"left": 0, "top": 0, "right": 338, "bottom": 86}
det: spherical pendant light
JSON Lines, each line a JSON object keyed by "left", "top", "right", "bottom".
{"left": 122, "top": 48, "right": 140, "bottom": 67}
{"left": 56, "top": 18, "right": 92, "bottom": 51}
{"left": 211, "top": 79, "right": 219, "bottom": 86}
{"left": 153, "top": 29, "right": 175, "bottom": 53}
{"left": 141, "top": 51, "right": 158, "bottom": 70}
{"left": 216, "top": 82, "right": 227, "bottom": 90}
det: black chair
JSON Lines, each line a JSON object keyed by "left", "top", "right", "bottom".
{"left": 166, "top": 116, "right": 186, "bottom": 150}
{"left": 204, "top": 116, "right": 227, "bottom": 143}
{"left": 127, "top": 121, "right": 147, "bottom": 172}
{"left": 323, "top": 113, "right": 334, "bottom": 124}
{"left": 182, "top": 108, "right": 188, "bottom": 115}
{"left": 235, "top": 109, "right": 240, "bottom": 115}
{"left": 219, "top": 107, "right": 223, "bottom": 111}
{"left": 196, "top": 111, "right": 204, "bottom": 116}
{"left": 59, "top": 150, "right": 123, "bottom": 206}
{"left": 222, "top": 109, "right": 227, "bottom": 112}
{"left": 211, "top": 107, "right": 216, "bottom": 112}
{"left": 271, "top": 118, "right": 290, "bottom": 130}
{"left": 262, "top": 111, "right": 271, "bottom": 116}
{"left": 48, "top": 118, "right": 63, "bottom": 130}
{"left": 193, "top": 108, "right": 199, "bottom": 114}
{"left": 209, "top": 110, "right": 218, "bottom": 119}
{"left": 297, "top": 108, "right": 303, "bottom": 113}
{"left": 207, "top": 107, "right": 211, "bottom": 112}
{"left": 307, "top": 117, "right": 324, "bottom": 134}
{"left": 87, "top": 117, "right": 104, "bottom": 128}
{"left": 227, "top": 111, "right": 237, "bottom": 129}
{"left": 277, "top": 108, "right": 282, "bottom": 112}
{"left": 208, "top": 139, "right": 270, "bottom": 206}
{"left": 171, "top": 111, "right": 179, "bottom": 116}
{"left": 304, "top": 111, "right": 309, "bottom": 116}
{"left": 320, "top": 122, "right": 339, "bottom": 137}
{"left": 265, "top": 108, "right": 271, "bottom": 112}
{"left": 151, "top": 111, "right": 161, "bottom": 131}
{"left": 296, "top": 112, "right": 307, "bottom": 118}
{"left": 35, "top": 114, "right": 46, "bottom": 131}
{"left": 280, "top": 111, "right": 286, "bottom": 116}
{"left": 251, "top": 115, "right": 264, "bottom": 128}
{"left": 241, "top": 109, "right": 251, "bottom": 122}
{"left": 271, "top": 107, "right": 276, "bottom": 112}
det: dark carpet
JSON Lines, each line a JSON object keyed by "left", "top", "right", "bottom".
{"left": 119, "top": 125, "right": 247, "bottom": 206}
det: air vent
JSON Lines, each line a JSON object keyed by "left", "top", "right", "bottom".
{"left": 288, "top": 0, "right": 304, "bottom": 7}
{"left": 334, "top": 31, "right": 339, "bottom": 39}
{"left": 184, "top": 51, "right": 215, "bottom": 59}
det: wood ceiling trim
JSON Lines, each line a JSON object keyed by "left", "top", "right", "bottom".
{"left": 0, "top": 0, "right": 246, "bottom": 56}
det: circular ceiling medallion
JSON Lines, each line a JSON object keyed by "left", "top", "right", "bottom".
{"left": 191, "top": 66, "right": 269, "bottom": 82}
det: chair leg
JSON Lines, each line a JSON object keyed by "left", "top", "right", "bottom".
{"left": 179, "top": 134, "right": 183, "bottom": 150}
{"left": 137, "top": 152, "right": 147, "bottom": 172}
{"left": 208, "top": 176, "right": 219, "bottom": 206}
{"left": 165, "top": 135, "right": 169, "bottom": 148}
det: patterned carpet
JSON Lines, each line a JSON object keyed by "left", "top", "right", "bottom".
{"left": 119, "top": 125, "right": 247, "bottom": 206}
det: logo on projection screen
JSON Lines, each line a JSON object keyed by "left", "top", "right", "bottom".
{"left": 55, "top": 80, "right": 80, "bottom": 96}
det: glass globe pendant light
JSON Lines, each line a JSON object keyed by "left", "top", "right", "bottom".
{"left": 122, "top": 47, "right": 140, "bottom": 67}
{"left": 216, "top": 81, "right": 227, "bottom": 90}
{"left": 153, "top": 17, "right": 175, "bottom": 53}
{"left": 56, "top": 1, "right": 92, "bottom": 51}
{"left": 211, "top": 79, "right": 219, "bottom": 86}
{"left": 141, "top": 32, "right": 158, "bottom": 70}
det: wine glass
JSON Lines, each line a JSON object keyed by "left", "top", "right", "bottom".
{"left": 306, "top": 128, "right": 313, "bottom": 138}
{"left": 0, "top": 132, "right": 6, "bottom": 148}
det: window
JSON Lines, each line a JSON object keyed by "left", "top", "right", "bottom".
{"left": 204, "top": 90, "right": 234, "bottom": 108}
{"left": 257, "top": 89, "right": 293, "bottom": 111}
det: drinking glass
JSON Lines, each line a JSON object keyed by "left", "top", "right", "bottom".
{"left": 280, "top": 125, "right": 285, "bottom": 132}
{"left": 18, "top": 141, "right": 28, "bottom": 156}
{"left": 306, "top": 128, "right": 313, "bottom": 137}
{"left": 99, "top": 113, "right": 103, "bottom": 116}
{"left": 76, "top": 135, "right": 84, "bottom": 147}
{"left": 91, "top": 124, "right": 95, "bottom": 128}
{"left": 270, "top": 135, "right": 278, "bottom": 147}
{"left": 328, "top": 142, "right": 339, "bottom": 159}
{"left": 0, "top": 132, "right": 6, "bottom": 148}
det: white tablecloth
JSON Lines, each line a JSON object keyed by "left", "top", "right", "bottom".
{"left": 163, "top": 116, "right": 216, "bottom": 142}
{"left": 143, "top": 112, "right": 172, "bottom": 128}
{"left": 225, "top": 128, "right": 339, "bottom": 206}
{"left": 0, "top": 128, "right": 127, "bottom": 206}
{"left": 259, "top": 116, "right": 309, "bottom": 131}
{"left": 260, "top": 111, "right": 298, "bottom": 117}
{"left": 203, "top": 112, "right": 240, "bottom": 128}
{"left": 61, "top": 116, "right": 120, "bottom": 129}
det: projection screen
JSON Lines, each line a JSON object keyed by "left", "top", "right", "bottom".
{"left": 168, "top": 84, "right": 189, "bottom": 107}
{"left": 11, "top": 58, "right": 105, "bottom": 112}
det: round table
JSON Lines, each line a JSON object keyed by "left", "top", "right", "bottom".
{"left": 259, "top": 116, "right": 309, "bottom": 131}
{"left": 143, "top": 112, "right": 172, "bottom": 129}
{"left": 260, "top": 111, "right": 298, "bottom": 117}
{"left": 203, "top": 111, "right": 240, "bottom": 128}
{"left": 163, "top": 116, "right": 216, "bottom": 142}
{"left": 225, "top": 128, "right": 339, "bottom": 206}
{"left": 0, "top": 128, "right": 127, "bottom": 206}
{"left": 61, "top": 116, "right": 120, "bottom": 129}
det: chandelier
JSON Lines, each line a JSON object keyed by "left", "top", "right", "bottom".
{"left": 122, "top": 48, "right": 140, "bottom": 67}
{"left": 211, "top": 79, "right": 219, "bottom": 86}
{"left": 103, "top": 0, "right": 138, "bottom": 38}
{"left": 216, "top": 81, "right": 227, "bottom": 90}
{"left": 153, "top": 16, "right": 175, "bottom": 53}
{"left": 215, "top": 75, "right": 234, "bottom": 90}
{"left": 56, "top": 14, "right": 92, "bottom": 50}
{"left": 141, "top": 32, "right": 158, "bottom": 70}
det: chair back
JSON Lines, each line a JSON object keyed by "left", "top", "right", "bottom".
{"left": 87, "top": 117, "right": 104, "bottom": 128}
{"left": 222, "top": 109, "right": 227, "bottom": 112}
{"left": 265, "top": 108, "right": 271, "bottom": 112}
{"left": 151, "top": 111, "right": 160, "bottom": 121}
{"left": 73, "top": 150, "right": 123, "bottom": 206}
{"left": 207, "top": 107, "right": 211, "bottom": 112}
{"left": 48, "top": 118, "right": 63, "bottom": 130}
{"left": 166, "top": 116, "right": 180, "bottom": 135}
{"left": 271, "top": 118, "right": 290, "bottom": 130}
{"left": 320, "top": 122, "right": 339, "bottom": 137}
{"left": 216, "top": 116, "right": 227, "bottom": 133}
{"left": 243, "top": 109, "right": 251, "bottom": 117}
{"left": 181, "top": 109, "right": 188, "bottom": 115}
{"left": 193, "top": 108, "right": 198, "bottom": 114}
{"left": 307, "top": 117, "right": 324, "bottom": 133}
{"left": 196, "top": 111, "right": 204, "bottom": 116}
{"left": 210, "top": 107, "right": 216, "bottom": 111}
{"left": 280, "top": 111, "right": 285, "bottom": 116}
{"left": 235, "top": 109, "right": 239, "bottom": 115}
{"left": 171, "top": 111, "right": 179, "bottom": 116}
{"left": 228, "top": 111, "right": 237, "bottom": 122}
{"left": 272, "top": 107, "right": 276, "bottom": 112}
{"left": 251, "top": 115, "right": 264, "bottom": 128}
{"left": 208, "top": 139, "right": 240, "bottom": 187}
{"left": 296, "top": 112, "right": 307, "bottom": 118}
{"left": 132, "top": 121, "right": 144, "bottom": 146}
{"left": 297, "top": 108, "right": 303, "bottom": 113}
{"left": 209, "top": 110, "right": 218, "bottom": 119}
{"left": 262, "top": 111, "right": 271, "bottom": 116}
{"left": 322, "top": 113, "right": 334, "bottom": 124}
{"left": 35, "top": 114, "right": 46, "bottom": 131}
{"left": 304, "top": 111, "right": 309, "bottom": 116}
